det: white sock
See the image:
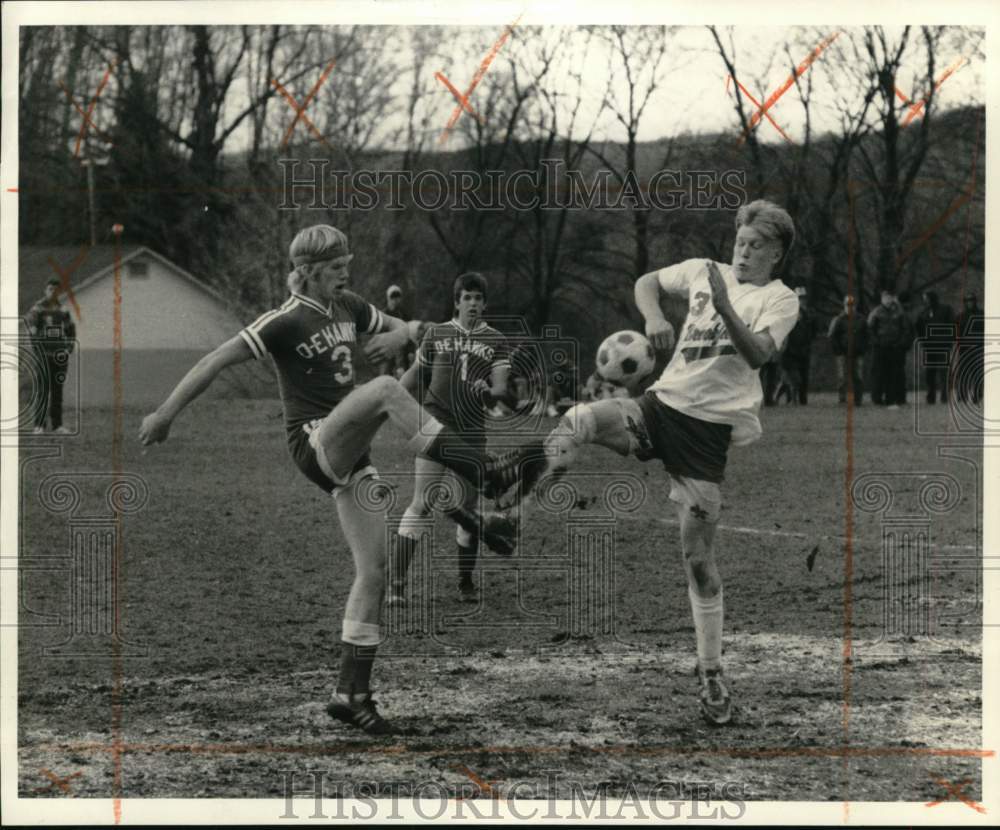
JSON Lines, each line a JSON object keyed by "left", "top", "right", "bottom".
{"left": 688, "top": 586, "right": 723, "bottom": 671}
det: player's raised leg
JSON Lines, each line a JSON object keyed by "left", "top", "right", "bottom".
{"left": 511, "top": 397, "right": 643, "bottom": 512}
{"left": 314, "top": 375, "right": 518, "bottom": 554}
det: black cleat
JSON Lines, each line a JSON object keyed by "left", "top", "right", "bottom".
{"left": 447, "top": 506, "right": 518, "bottom": 557}
{"left": 483, "top": 441, "right": 549, "bottom": 501}
{"left": 480, "top": 511, "right": 518, "bottom": 556}
{"left": 483, "top": 447, "right": 522, "bottom": 498}
{"left": 327, "top": 693, "right": 395, "bottom": 736}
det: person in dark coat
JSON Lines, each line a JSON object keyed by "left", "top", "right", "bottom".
{"left": 868, "top": 289, "right": 913, "bottom": 408}
{"left": 24, "top": 277, "right": 76, "bottom": 433}
{"left": 776, "top": 287, "right": 816, "bottom": 404}
{"left": 954, "top": 292, "right": 984, "bottom": 404}
{"left": 827, "top": 294, "right": 868, "bottom": 406}
{"left": 914, "top": 290, "right": 954, "bottom": 404}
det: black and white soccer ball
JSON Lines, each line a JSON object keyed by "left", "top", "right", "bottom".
{"left": 595, "top": 330, "right": 656, "bottom": 387}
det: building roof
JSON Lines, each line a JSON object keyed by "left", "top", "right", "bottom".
{"left": 18, "top": 244, "right": 228, "bottom": 316}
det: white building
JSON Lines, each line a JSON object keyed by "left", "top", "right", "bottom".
{"left": 19, "top": 245, "right": 269, "bottom": 408}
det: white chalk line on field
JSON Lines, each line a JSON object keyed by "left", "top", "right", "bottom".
{"left": 614, "top": 513, "right": 981, "bottom": 553}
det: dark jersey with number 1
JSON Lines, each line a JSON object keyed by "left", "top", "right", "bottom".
{"left": 416, "top": 319, "right": 509, "bottom": 436}
{"left": 239, "top": 290, "right": 385, "bottom": 491}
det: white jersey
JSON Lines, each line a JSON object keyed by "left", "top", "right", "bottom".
{"left": 648, "top": 258, "right": 799, "bottom": 446}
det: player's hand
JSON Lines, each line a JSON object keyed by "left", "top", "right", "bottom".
{"left": 706, "top": 260, "right": 733, "bottom": 316}
{"left": 470, "top": 378, "right": 493, "bottom": 407}
{"left": 364, "top": 327, "right": 408, "bottom": 364}
{"left": 139, "top": 411, "right": 172, "bottom": 445}
{"left": 645, "top": 318, "right": 675, "bottom": 353}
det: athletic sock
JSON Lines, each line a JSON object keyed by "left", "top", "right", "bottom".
{"left": 336, "top": 643, "right": 377, "bottom": 698}
{"left": 688, "top": 586, "right": 723, "bottom": 672}
{"left": 457, "top": 542, "right": 478, "bottom": 586}
{"left": 390, "top": 534, "right": 417, "bottom": 589}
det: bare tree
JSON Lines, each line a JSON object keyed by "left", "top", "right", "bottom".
{"left": 584, "top": 25, "right": 679, "bottom": 279}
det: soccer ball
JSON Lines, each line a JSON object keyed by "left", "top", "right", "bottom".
{"left": 595, "top": 330, "right": 656, "bottom": 387}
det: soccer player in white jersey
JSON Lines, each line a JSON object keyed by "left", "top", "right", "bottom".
{"left": 138, "top": 225, "right": 524, "bottom": 736}
{"left": 516, "top": 200, "right": 800, "bottom": 724}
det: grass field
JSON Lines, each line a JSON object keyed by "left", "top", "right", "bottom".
{"left": 16, "top": 394, "right": 983, "bottom": 804}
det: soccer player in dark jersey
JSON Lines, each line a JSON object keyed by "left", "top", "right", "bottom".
{"left": 389, "top": 272, "right": 510, "bottom": 605}
{"left": 139, "top": 225, "right": 526, "bottom": 736}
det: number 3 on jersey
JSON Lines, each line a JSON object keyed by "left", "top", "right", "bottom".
{"left": 331, "top": 344, "right": 354, "bottom": 384}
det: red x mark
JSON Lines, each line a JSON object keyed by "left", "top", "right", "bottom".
{"left": 894, "top": 56, "right": 968, "bottom": 127}
{"left": 436, "top": 15, "right": 522, "bottom": 144}
{"left": 32, "top": 767, "right": 83, "bottom": 795}
{"left": 726, "top": 76, "right": 792, "bottom": 143}
{"left": 925, "top": 776, "right": 986, "bottom": 813}
{"left": 61, "top": 59, "right": 118, "bottom": 158}
{"left": 46, "top": 245, "right": 88, "bottom": 321}
{"left": 271, "top": 60, "right": 336, "bottom": 149}
{"left": 731, "top": 31, "right": 840, "bottom": 145}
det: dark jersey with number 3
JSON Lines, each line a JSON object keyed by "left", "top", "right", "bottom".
{"left": 417, "top": 320, "right": 509, "bottom": 434}
{"left": 240, "top": 290, "right": 385, "bottom": 436}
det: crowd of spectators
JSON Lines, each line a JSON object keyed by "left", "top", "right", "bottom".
{"left": 763, "top": 287, "right": 984, "bottom": 409}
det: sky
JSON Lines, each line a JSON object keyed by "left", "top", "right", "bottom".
{"left": 211, "top": 23, "right": 986, "bottom": 155}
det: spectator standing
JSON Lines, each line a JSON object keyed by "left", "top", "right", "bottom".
{"left": 759, "top": 353, "right": 781, "bottom": 407}
{"left": 914, "top": 291, "right": 955, "bottom": 404}
{"left": 378, "top": 285, "right": 414, "bottom": 378}
{"left": 827, "top": 294, "right": 868, "bottom": 406}
{"left": 954, "top": 292, "right": 984, "bottom": 404}
{"left": 24, "top": 277, "right": 76, "bottom": 434}
{"left": 777, "top": 287, "right": 816, "bottom": 405}
{"left": 868, "top": 289, "right": 913, "bottom": 408}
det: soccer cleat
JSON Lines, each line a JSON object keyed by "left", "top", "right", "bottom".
{"left": 480, "top": 510, "right": 518, "bottom": 557}
{"left": 457, "top": 580, "right": 477, "bottom": 604}
{"left": 697, "top": 666, "right": 733, "bottom": 726}
{"left": 483, "top": 447, "right": 523, "bottom": 498}
{"left": 447, "top": 505, "right": 517, "bottom": 557}
{"left": 326, "top": 693, "right": 395, "bottom": 736}
{"left": 386, "top": 584, "right": 406, "bottom": 607}
{"left": 32, "top": 426, "right": 45, "bottom": 434}
{"left": 483, "top": 440, "right": 548, "bottom": 500}
{"left": 53, "top": 426, "right": 71, "bottom": 435}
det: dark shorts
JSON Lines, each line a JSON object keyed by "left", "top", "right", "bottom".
{"left": 288, "top": 427, "right": 372, "bottom": 495}
{"left": 635, "top": 393, "right": 732, "bottom": 484}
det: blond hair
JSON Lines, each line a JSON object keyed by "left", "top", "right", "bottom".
{"left": 735, "top": 200, "right": 795, "bottom": 270}
{"left": 289, "top": 225, "right": 350, "bottom": 268}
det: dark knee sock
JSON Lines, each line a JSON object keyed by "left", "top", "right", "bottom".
{"left": 457, "top": 541, "right": 478, "bottom": 585}
{"left": 337, "top": 643, "right": 377, "bottom": 697}
{"left": 390, "top": 534, "right": 417, "bottom": 587}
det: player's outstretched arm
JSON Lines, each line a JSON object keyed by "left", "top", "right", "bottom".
{"left": 634, "top": 271, "right": 676, "bottom": 353}
{"left": 138, "top": 335, "right": 253, "bottom": 445}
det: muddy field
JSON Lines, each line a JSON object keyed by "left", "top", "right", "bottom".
{"left": 16, "top": 395, "right": 984, "bottom": 807}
